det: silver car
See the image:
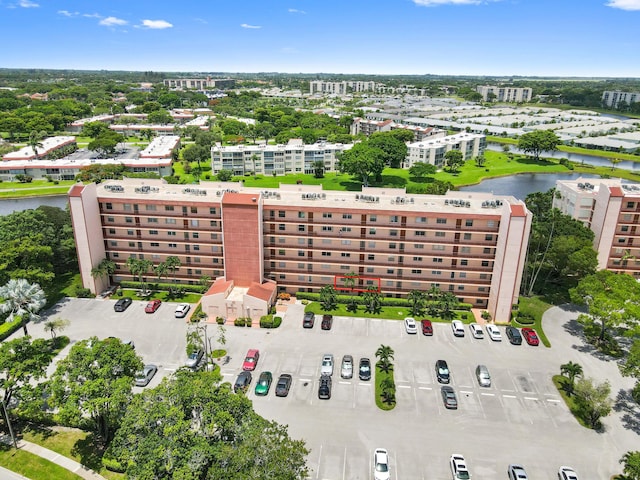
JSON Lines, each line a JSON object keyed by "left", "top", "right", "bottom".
{"left": 135, "top": 364, "right": 158, "bottom": 387}
{"left": 341, "top": 355, "right": 353, "bottom": 379}
{"left": 320, "top": 354, "right": 334, "bottom": 376}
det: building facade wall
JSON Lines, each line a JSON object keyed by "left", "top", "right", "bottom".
{"left": 602, "top": 91, "right": 640, "bottom": 109}
{"left": 406, "top": 133, "right": 486, "bottom": 168}
{"left": 476, "top": 86, "right": 533, "bottom": 103}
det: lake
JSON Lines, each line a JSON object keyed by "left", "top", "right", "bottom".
{"left": 0, "top": 195, "right": 69, "bottom": 216}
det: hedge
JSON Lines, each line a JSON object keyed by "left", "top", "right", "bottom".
{"left": 119, "top": 281, "right": 207, "bottom": 294}
{"left": 0, "top": 319, "right": 24, "bottom": 341}
{"left": 260, "top": 315, "right": 282, "bottom": 328}
{"left": 102, "top": 456, "right": 126, "bottom": 473}
{"left": 295, "top": 291, "right": 472, "bottom": 311}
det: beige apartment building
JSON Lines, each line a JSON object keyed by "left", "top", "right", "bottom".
{"left": 350, "top": 117, "right": 446, "bottom": 142}
{"left": 476, "top": 85, "right": 533, "bottom": 103}
{"left": 405, "top": 133, "right": 486, "bottom": 168}
{"left": 68, "top": 179, "right": 531, "bottom": 321}
{"left": 554, "top": 177, "right": 640, "bottom": 276}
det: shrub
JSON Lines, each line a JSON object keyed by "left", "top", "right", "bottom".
{"left": 260, "top": 315, "right": 283, "bottom": 328}
{"left": 516, "top": 312, "right": 535, "bottom": 325}
{"left": 234, "top": 318, "right": 245, "bottom": 327}
{"left": 216, "top": 316, "right": 225, "bottom": 325}
{"left": 277, "top": 292, "right": 291, "bottom": 301}
{"left": 119, "top": 281, "right": 206, "bottom": 294}
{"left": 0, "top": 319, "right": 24, "bottom": 341}
{"left": 74, "top": 286, "right": 94, "bottom": 298}
{"left": 102, "top": 457, "right": 126, "bottom": 473}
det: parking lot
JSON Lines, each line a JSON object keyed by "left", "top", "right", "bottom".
{"left": 21, "top": 298, "right": 638, "bottom": 479}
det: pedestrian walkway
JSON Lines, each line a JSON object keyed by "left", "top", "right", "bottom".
{"left": 0, "top": 437, "right": 106, "bottom": 480}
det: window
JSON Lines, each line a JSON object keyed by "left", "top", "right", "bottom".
{"left": 127, "top": 229, "right": 134, "bottom": 236}
{"left": 193, "top": 245, "right": 200, "bottom": 251}
{"left": 461, "top": 246, "right": 471, "bottom": 253}
{"left": 112, "top": 252, "right": 119, "bottom": 258}
{"left": 619, "top": 238, "right": 627, "bottom": 243}
{"left": 298, "top": 225, "right": 306, "bottom": 232}
{"left": 435, "top": 231, "right": 445, "bottom": 237}
{"left": 168, "top": 231, "right": 176, "bottom": 236}
{"left": 416, "top": 217, "right": 427, "bottom": 223}
{"left": 192, "top": 232, "right": 199, "bottom": 239}
{"left": 341, "top": 227, "right": 352, "bottom": 232}
{"left": 369, "top": 215, "right": 377, "bottom": 222}
{"left": 483, "top": 248, "right": 491, "bottom": 254}
{"left": 191, "top": 219, "right": 199, "bottom": 227}
{"left": 368, "top": 241, "right": 376, "bottom": 248}
{"left": 464, "top": 233, "right": 471, "bottom": 240}
{"left": 110, "top": 241, "right": 118, "bottom": 247}
{"left": 209, "top": 207, "right": 217, "bottom": 215}
{"left": 342, "top": 213, "right": 352, "bottom": 219}
{"left": 415, "top": 231, "right": 425, "bottom": 236}
{"left": 368, "top": 254, "right": 375, "bottom": 260}
{"left": 390, "top": 215, "right": 399, "bottom": 223}
{"left": 168, "top": 243, "right": 177, "bottom": 248}
{"left": 147, "top": 218, "right": 158, "bottom": 223}
{"left": 125, "top": 217, "right": 133, "bottom": 223}
{"left": 411, "top": 269, "right": 422, "bottom": 274}
{"left": 341, "top": 252, "right": 351, "bottom": 258}
{"left": 433, "top": 258, "right": 443, "bottom": 263}
{"left": 191, "top": 207, "right": 197, "bottom": 214}
{"left": 322, "top": 239, "right": 331, "bottom": 244}
{"left": 108, "top": 228, "right": 116, "bottom": 234}
{"left": 298, "top": 250, "right": 305, "bottom": 257}
{"left": 279, "top": 249, "right": 285, "bottom": 255}
{"left": 431, "top": 271, "right": 441, "bottom": 276}
{"left": 150, "top": 242, "right": 160, "bottom": 247}
{"left": 487, "top": 220, "right": 495, "bottom": 228}
{"left": 106, "top": 216, "right": 114, "bottom": 222}
{"left": 279, "top": 224, "right": 285, "bottom": 231}
{"left": 480, "top": 273, "right": 489, "bottom": 280}
{"left": 465, "top": 219, "right": 473, "bottom": 227}
{"left": 436, "top": 218, "right": 446, "bottom": 224}
{"left": 370, "top": 228, "right": 377, "bottom": 235}
{"left": 389, "top": 243, "right": 396, "bottom": 249}
{"left": 149, "top": 230, "right": 158, "bottom": 235}
{"left": 321, "top": 251, "right": 331, "bottom": 257}
{"left": 387, "top": 269, "right": 395, "bottom": 274}
{"left": 298, "top": 212, "right": 306, "bottom": 219}
{"left": 627, "top": 202, "right": 635, "bottom": 209}
{"left": 105, "top": 203, "right": 113, "bottom": 210}
{"left": 621, "top": 225, "right": 629, "bottom": 232}
{"left": 165, "top": 205, "right": 174, "bottom": 211}
{"left": 278, "top": 211, "right": 286, "bottom": 218}
{"left": 322, "top": 226, "right": 333, "bottom": 232}
{"left": 432, "top": 245, "right": 445, "bottom": 251}
{"left": 481, "top": 260, "right": 489, "bottom": 267}
{"left": 460, "top": 259, "right": 468, "bottom": 266}
{"left": 485, "top": 234, "right": 493, "bottom": 241}
{"left": 146, "top": 204, "right": 156, "bottom": 211}
{"left": 165, "top": 218, "right": 176, "bottom": 225}
{"left": 323, "top": 212, "right": 333, "bottom": 218}
{"left": 128, "top": 242, "right": 135, "bottom": 247}
{"left": 341, "top": 239, "right": 351, "bottom": 245}
{"left": 459, "top": 272, "right": 467, "bottom": 278}
{"left": 390, "top": 230, "right": 398, "bottom": 237}
{"left": 298, "top": 238, "right": 305, "bottom": 244}
{"left": 210, "top": 220, "right": 218, "bottom": 227}
{"left": 413, "top": 256, "right": 422, "bottom": 261}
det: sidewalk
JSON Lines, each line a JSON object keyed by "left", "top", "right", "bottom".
{"left": 0, "top": 437, "right": 106, "bottom": 480}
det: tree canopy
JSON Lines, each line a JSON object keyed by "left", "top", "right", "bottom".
{"left": 336, "top": 143, "right": 385, "bottom": 187}
{"left": 517, "top": 130, "right": 560, "bottom": 161}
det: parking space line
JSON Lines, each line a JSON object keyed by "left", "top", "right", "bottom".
{"left": 547, "top": 399, "right": 561, "bottom": 403}
{"left": 358, "top": 383, "right": 372, "bottom": 386}
{"left": 315, "top": 444, "right": 322, "bottom": 479}
{"left": 459, "top": 385, "right": 473, "bottom": 389}
{"left": 503, "top": 394, "right": 517, "bottom": 398}
{"left": 460, "top": 390, "right": 473, "bottom": 395}
{"left": 524, "top": 396, "right": 539, "bottom": 401}
{"left": 338, "top": 381, "right": 350, "bottom": 385}
{"left": 418, "top": 386, "right": 432, "bottom": 390}
{"left": 481, "top": 392, "right": 495, "bottom": 396}
{"left": 397, "top": 385, "right": 411, "bottom": 389}
{"left": 342, "top": 446, "right": 346, "bottom": 480}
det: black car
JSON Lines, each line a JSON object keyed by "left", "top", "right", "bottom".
{"left": 436, "top": 359, "right": 450, "bottom": 384}
{"left": 275, "top": 373, "right": 293, "bottom": 397}
{"left": 114, "top": 298, "right": 132, "bottom": 312}
{"left": 358, "top": 357, "right": 372, "bottom": 381}
{"left": 318, "top": 376, "right": 332, "bottom": 399}
{"left": 234, "top": 371, "right": 252, "bottom": 393}
{"left": 303, "top": 312, "right": 315, "bottom": 328}
{"left": 506, "top": 326, "right": 523, "bottom": 345}
{"left": 321, "top": 314, "right": 333, "bottom": 330}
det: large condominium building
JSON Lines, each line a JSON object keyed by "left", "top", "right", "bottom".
{"left": 163, "top": 77, "right": 236, "bottom": 90}
{"left": 310, "top": 81, "right": 378, "bottom": 95}
{"left": 476, "top": 86, "right": 533, "bottom": 103}
{"left": 68, "top": 179, "right": 531, "bottom": 321}
{"left": 405, "top": 133, "right": 486, "bottom": 169}
{"left": 211, "top": 139, "right": 353, "bottom": 176}
{"left": 554, "top": 177, "right": 640, "bottom": 277}
{"left": 602, "top": 91, "right": 640, "bottom": 109}
{"left": 350, "top": 117, "right": 446, "bottom": 142}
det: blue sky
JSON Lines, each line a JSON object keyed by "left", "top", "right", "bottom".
{"left": 0, "top": 0, "right": 639, "bottom": 77}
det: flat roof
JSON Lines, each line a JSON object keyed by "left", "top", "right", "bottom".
{"left": 139, "top": 135, "right": 180, "bottom": 159}
{"left": 3, "top": 136, "right": 77, "bottom": 161}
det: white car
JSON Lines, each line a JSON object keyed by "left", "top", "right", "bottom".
{"left": 174, "top": 303, "right": 191, "bottom": 318}
{"left": 404, "top": 317, "right": 418, "bottom": 334}
{"left": 451, "top": 320, "right": 465, "bottom": 337}
{"left": 486, "top": 324, "right": 502, "bottom": 341}
{"left": 450, "top": 454, "right": 471, "bottom": 480}
{"left": 507, "top": 464, "right": 528, "bottom": 480}
{"left": 469, "top": 323, "right": 484, "bottom": 339}
{"left": 373, "top": 448, "right": 390, "bottom": 480}
{"left": 320, "top": 354, "right": 334, "bottom": 376}
{"left": 558, "top": 466, "right": 579, "bottom": 480}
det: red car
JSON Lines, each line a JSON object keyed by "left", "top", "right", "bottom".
{"left": 421, "top": 319, "right": 433, "bottom": 336}
{"left": 521, "top": 327, "right": 540, "bottom": 346}
{"left": 242, "top": 349, "right": 260, "bottom": 371}
{"left": 144, "top": 299, "right": 162, "bottom": 313}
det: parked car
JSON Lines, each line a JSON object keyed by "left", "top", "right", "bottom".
{"left": 242, "top": 349, "right": 260, "bottom": 371}
{"left": 436, "top": 359, "right": 450, "bottom": 384}
{"left": 134, "top": 364, "right": 158, "bottom": 387}
{"left": 475, "top": 365, "right": 491, "bottom": 387}
{"left": 404, "top": 317, "right": 418, "bottom": 334}
{"left": 114, "top": 298, "right": 132, "bottom": 312}
{"left": 373, "top": 448, "right": 391, "bottom": 480}
{"left": 469, "top": 323, "right": 484, "bottom": 339}
{"left": 185, "top": 349, "right": 204, "bottom": 369}
{"left": 450, "top": 454, "right": 471, "bottom": 480}
{"left": 320, "top": 354, "right": 334, "bottom": 376}
{"left": 451, "top": 320, "right": 465, "bottom": 337}
{"left": 521, "top": 327, "right": 540, "bottom": 346}
{"left": 441, "top": 386, "right": 458, "bottom": 409}
{"left": 303, "top": 312, "right": 315, "bottom": 328}
{"left": 507, "top": 464, "right": 528, "bottom": 480}
{"left": 174, "top": 303, "right": 191, "bottom": 318}
{"left": 558, "top": 466, "right": 579, "bottom": 480}
{"left": 340, "top": 355, "right": 353, "bottom": 379}
{"left": 421, "top": 319, "right": 433, "bottom": 336}
{"left": 275, "top": 374, "right": 292, "bottom": 397}
{"left": 486, "top": 324, "right": 502, "bottom": 341}
{"left": 318, "top": 376, "right": 332, "bottom": 399}
{"left": 506, "top": 326, "right": 523, "bottom": 345}
{"left": 144, "top": 299, "right": 162, "bottom": 313}
{"left": 321, "top": 314, "right": 333, "bottom": 330}
{"left": 359, "top": 357, "right": 372, "bottom": 381}
{"left": 255, "top": 371, "right": 273, "bottom": 396}
{"left": 234, "top": 371, "right": 252, "bottom": 393}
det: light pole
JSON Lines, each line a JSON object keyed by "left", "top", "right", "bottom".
{"left": 1, "top": 397, "right": 17, "bottom": 449}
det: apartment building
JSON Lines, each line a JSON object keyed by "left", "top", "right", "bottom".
{"left": 2, "top": 136, "right": 77, "bottom": 161}
{"left": 350, "top": 117, "right": 446, "bottom": 142}
{"left": 68, "top": 179, "right": 531, "bottom": 321}
{"left": 310, "top": 81, "right": 378, "bottom": 95}
{"left": 405, "top": 133, "right": 486, "bottom": 168}
{"left": 602, "top": 90, "right": 640, "bottom": 109}
{"left": 211, "top": 139, "right": 353, "bottom": 176}
{"left": 163, "top": 77, "right": 236, "bottom": 90}
{"left": 476, "top": 86, "right": 533, "bottom": 103}
{"left": 554, "top": 177, "right": 640, "bottom": 276}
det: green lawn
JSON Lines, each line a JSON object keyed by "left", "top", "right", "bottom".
{"left": 116, "top": 288, "right": 202, "bottom": 303}
{"left": 0, "top": 179, "right": 76, "bottom": 198}
{"left": 22, "top": 427, "right": 124, "bottom": 480}
{"left": 303, "top": 301, "right": 472, "bottom": 322}
{"left": 513, "top": 296, "right": 552, "bottom": 347}
{"left": 552, "top": 375, "right": 590, "bottom": 429}
{"left": 0, "top": 445, "right": 84, "bottom": 480}
{"left": 374, "top": 366, "right": 396, "bottom": 411}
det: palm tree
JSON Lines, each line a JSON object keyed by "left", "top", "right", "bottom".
{"left": 28, "top": 130, "right": 48, "bottom": 160}
{"left": 91, "top": 258, "right": 117, "bottom": 286}
{"left": 0, "top": 278, "right": 47, "bottom": 335}
{"left": 250, "top": 153, "right": 259, "bottom": 178}
{"left": 408, "top": 290, "right": 425, "bottom": 316}
{"left": 126, "top": 257, "right": 142, "bottom": 288}
{"left": 438, "top": 292, "right": 459, "bottom": 320}
{"left": 380, "top": 376, "right": 396, "bottom": 405}
{"left": 154, "top": 261, "right": 168, "bottom": 285}
{"left": 165, "top": 256, "right": 182, "bottom": 293}
{"left": 560, "top": 361, "right": 583, "bottom": 394}
{"left": 138, "top": 259, "right": 153, "bottom": 294}
{"left": 610, "top": 157, "right": 622, "bottom": 171}
{"left": 375, "top": 344, "right": 395, "bottom": 373}
{"left": 619, "top": 451, "right": 640, "bottom": 480}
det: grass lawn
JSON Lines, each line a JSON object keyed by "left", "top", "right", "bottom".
{"left": 513, "top": 296, "right": 552, "bottom": 347}
{"left": 552, "top": 375, "right": 590, "bottom": 429}
{"left": 116, "top": 288, "right": 202, "bottom": 303}
{"left": 0, "top": 446, "right": 83, "bottom": 480}
{"left": 0, "top": 179, "right": 76, "bottom": 198}
{"left": 303, "top": 301, "right": 472, "bottom": 322}
{"left": 375, "top": 366, "right": 396, "bottom": 411}
{"left": 22, "top": 426, "right": 124, "bottom": 480}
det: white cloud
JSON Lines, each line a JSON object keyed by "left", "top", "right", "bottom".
{"left": 605, "top": 0, "right": 640, "bottom": 10}
{"left": 19, "top": 0, "right": 39, "bottom": 7}
{"left": 413, "top": 0, "right": 482, "bottom": 5}
{"left": 99, "top": 16, "right": 128, "bottom": 26}
{"left": 141, "top": 19, "right": 173, "bottom": 29}
{"left": 240, "top": 23, "right": 261, "bottom": 29}
{"left": 83, "top": 13, "right": 102, "bottom": 18}
{"left": 288, "top": 8, "right": 306, "bottom": 14}
{"left": 58, "top": 10, "right": 77, "bottom": 16}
